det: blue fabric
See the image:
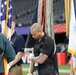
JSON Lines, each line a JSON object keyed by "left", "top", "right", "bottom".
{"left": 74, "top": 0, "right": 76, "bottom": 18}
{"left": 11, "top": 31, "right": 25, "bottom": 64}
{"left": 0, "top": 55, "right": 3, "bottom": 73}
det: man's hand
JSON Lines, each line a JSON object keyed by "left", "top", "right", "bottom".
{"left": 29, "top": 53, "right": 34, "bottom": 60}
{"left": 7, "top": 64, "right": 11, "bottom": 74}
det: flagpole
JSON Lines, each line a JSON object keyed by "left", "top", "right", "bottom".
{"left": 46, "top": 0, "right": 53, "bottom": 37}
{"left": 64, "top": 0, "right": 70, "bottom": 36}
{"left": 2, "top": 0, "right": 9, "bottom": 75}
{"left": 3, "top": 0, "right": 9, "bottom": 36}
{"left": 38, "top": 0, "right": 43, "bottom": 24}
{"left": 51, "top": 0, "right": 54, "bottom": 40}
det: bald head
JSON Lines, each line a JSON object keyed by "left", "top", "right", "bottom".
{"left": 30, "top": 23, "right": 44, "bottom": 39}
{"left": 30, "top": 23, "right": 42, "bottom": 32}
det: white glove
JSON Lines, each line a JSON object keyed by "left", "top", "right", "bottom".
{"left": 35, "top": 62, "right": 38, "bottom": 66}
{"left": 27, "top": 73, "right": 33, "bottom": 75}
{"left": 7, "top": 64, "right": 11, "bottom": 74}
{"left": 29, "top": 53, "right": 34, "bottom": 59}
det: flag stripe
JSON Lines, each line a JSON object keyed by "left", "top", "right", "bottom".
{"left": 54, "top": 24, "right": 66, "bottom": 33}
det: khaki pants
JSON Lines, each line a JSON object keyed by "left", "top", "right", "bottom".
{"left": 10, "top": 65, "right": 22, "bottom": 75}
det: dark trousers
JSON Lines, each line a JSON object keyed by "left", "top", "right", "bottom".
{"left": 38, "top": 65, "right": 56, "bottom": 75}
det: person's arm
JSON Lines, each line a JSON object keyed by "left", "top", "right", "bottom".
{"left": 8, "top": 52, "right": 23, "bottom": 66}
{"left": 31, "top": 37, "right": 54, "bottom": 64}
{"left": 31, "top": 53, "right": 48, "bottom": 64}
{"left": 9, "top": 35, "right": 25, "bottom": 66}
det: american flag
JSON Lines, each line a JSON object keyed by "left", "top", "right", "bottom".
{"left": 68, "top": 0, "right": 76, "bottom": 72}
{"left": 0, "top": 0, "right": 12, "bottom": 40}
{"left": 0, "top": 0, "right": 12, "bottom": 75}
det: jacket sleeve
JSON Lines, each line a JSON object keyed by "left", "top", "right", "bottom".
{"left": 0, "top": 34, "right": 15, "bottom": 63}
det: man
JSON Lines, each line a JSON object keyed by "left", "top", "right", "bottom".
{"left": 0, "top": 33, "right": 15, "bottom": 75}
{"left": 30, "top": 23, "right": 56, "bottom": 75}
{"left": 8, "top": 19, "right": 25, "bottom": 75}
